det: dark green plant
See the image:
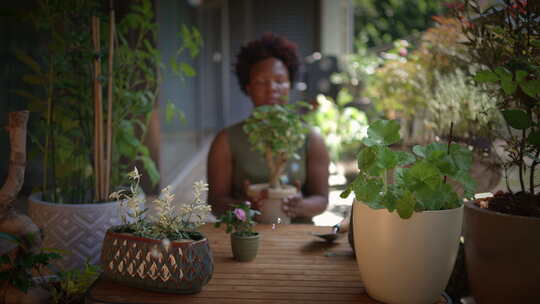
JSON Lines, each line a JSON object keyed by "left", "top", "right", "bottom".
{"left": 341, "top": 120, "right": 476, "bottom": 219}
{"left": 353, "top": 0, "right": 448, "bottom": 48}
{"left": 214, "top": 202, "right": 260, "bottom": 237}
{"left": 243, "top": 104, "right": 310, "bottom": 189}
{"left": 47, "top": 263, "right": 101, "bottom": 304}
{"left": 456, "top": 0, "right": 540, "bottom": 194}
{"left": 14, "top": 0, "right": 201, "bottom": 203}
{"left": 0, "top": 232, "right": 61, "bottom": 294}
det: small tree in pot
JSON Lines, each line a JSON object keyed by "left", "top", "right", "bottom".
{"left": 341, "top": 119, "right": 475, "bottom": 304}
{"left": 242, "top": 103, "right": 310, "bottom": 224}
{"left": 453, "top": 1, "right": 540, "bottom": 302}
{"left": 102, "top": 168, "right": 213, "bottom": 294}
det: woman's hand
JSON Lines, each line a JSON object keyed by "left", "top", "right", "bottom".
{"left": 243, "top": 180, "right": 268, "bottom": 211}
{"left": 282, "top": 193, "right": 303, "bottom": 218}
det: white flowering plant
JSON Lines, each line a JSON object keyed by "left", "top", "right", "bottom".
{"left": 109, "top": 168, "right": 212, "bottom": 241}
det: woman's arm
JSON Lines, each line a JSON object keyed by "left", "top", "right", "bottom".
{"left": 207, "top": 129, "right": 245, "bottom": 216}
{"left": 282, "top": 130, "right": 330, "bottom": 218}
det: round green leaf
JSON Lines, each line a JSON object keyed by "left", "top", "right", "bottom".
{"left": 473, "top": 70, "right": 499, "bottom": 83}
{"left": 502, "top": 109, "right": 531, "bottom": 130}
{"left": 363, "top": 120, "right": 401, "bottom": 146}
{"left": 527, "top": 131, "right": 540, "bottom": 148}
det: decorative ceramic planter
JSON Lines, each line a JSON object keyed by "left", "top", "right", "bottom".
{"left": 247, "top": 183, "right": 297, "bottom": 224}
{"left": 28, "top": 193, "right": 130, "bottom": 270}
{"left": 464, "top": 200, "right": 540, "bottom": 304}
{"left": 230, "top": 232, "right": 260, "bottom": 262}
{"left": 352, "top": 201, "right": 463, "bottom": 304}
{"left": 101, "top": 229, "right": 214, "bottom": 293}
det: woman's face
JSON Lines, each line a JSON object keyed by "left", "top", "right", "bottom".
{"left": 246, "top": 57, "right": 290, "bottom": 107}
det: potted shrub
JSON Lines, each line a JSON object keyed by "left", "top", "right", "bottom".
{"left": 15, "top": 0, "right": 200, "bottom": 270}
{"left": 243, "top": 103, "right": 310, "bottom": 224}
{"left": 454, "top": 1, "right": 540, "bottom": 303}
{"left": 214, "top": 201, "right": 261, "bottom": 262}
{"left": 101, "top": 168, "right": 213, "bottom": 294}
{"left": 341, "top": 119, "right": 475, "bottom": 304}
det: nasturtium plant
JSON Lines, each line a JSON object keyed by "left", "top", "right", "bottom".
{"left": 341, "top": 120, "right": 476, "bottom": 219}
{"left": 243, "top": 103, "right": 310, "bottom": 189}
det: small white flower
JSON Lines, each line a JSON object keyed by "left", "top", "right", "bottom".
{"left": 127, "top": 167, "right": 141, "bottom": 180}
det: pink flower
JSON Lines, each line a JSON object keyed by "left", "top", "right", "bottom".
{"left": 234, "top": 208, "right": 246, "bottom": 221}
{"left": 398, "top": 48, "right": 408, "bottom": 57}
{"left": 244, "top": 201, "right": 251, "bottom": 207}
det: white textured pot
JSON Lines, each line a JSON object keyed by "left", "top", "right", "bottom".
{"left": 352, "top": 201, "right": 463, "bottom": 304}
{"left": 247, "top": 183, "right": 297, "bottom": 224}
{"left": 28, "top": 193, "right": 143, "bottom": 270}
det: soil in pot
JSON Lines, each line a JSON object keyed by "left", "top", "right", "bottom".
{"left": 483, "top": 191, "right": 540, "bottom": 218}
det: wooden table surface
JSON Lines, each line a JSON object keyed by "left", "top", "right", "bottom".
{"left": 85, "top": 224, "right": 449, "bottom": 304}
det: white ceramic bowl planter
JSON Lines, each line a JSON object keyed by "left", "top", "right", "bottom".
{"left": 353, "top": 202, "right": 463, "bottom": 304}
{"left": 247, "top": 183, "right": 297, "bottom": 224}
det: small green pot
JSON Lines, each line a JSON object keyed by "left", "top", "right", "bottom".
{"left": 230, "top": 232, "right": 260, "bottom": 262}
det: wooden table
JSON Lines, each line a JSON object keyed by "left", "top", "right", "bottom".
{"left": 86, "top": 224, "right": 449, "bottom": 304}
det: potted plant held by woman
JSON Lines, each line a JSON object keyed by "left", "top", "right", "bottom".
{"left": 243, "top": 103, "right": 310, "bottom": 224}
{"left": 454, "top": 1, "right": 540, "bottom": 303}
{"left": 341, "top": 120, "right": 475, "bottom": 304}
{"left": 101, "top": 168, "right": 213, "bottom": 294}
{"left": 214, "top": 202, "right": 260, "bottom": 262}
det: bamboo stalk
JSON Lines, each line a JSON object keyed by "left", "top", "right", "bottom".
{"left": 105, "top": 2, "right": 115, "bottom": 197}
{"left": 97, "top": 17, "right": 105, "bottom": 201}
{"left": 93, "top": 16, "right": 104, "bottom": 201}
{"left": 92, "top": 16, "right": 99, "bottom": 200}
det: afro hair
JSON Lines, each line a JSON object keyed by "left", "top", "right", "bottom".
{"left": 234, "top": 33, "right": 300, "bottom": 95}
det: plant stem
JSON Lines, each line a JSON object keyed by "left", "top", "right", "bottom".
{"left": 105, "top": 1, "right": 115, "bottom": 196}
{"left": 530, "top": 150, "right": 539, "bottom": 194}
{"left": 444, "top": 122, "right": 454, "bottom": 184}
{"left": 519, "top": 128, "right": 526, "bottom": 192}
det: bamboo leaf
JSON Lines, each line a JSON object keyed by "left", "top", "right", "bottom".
{"left": 14, "top": 50, "right": 42, "bottom": 74}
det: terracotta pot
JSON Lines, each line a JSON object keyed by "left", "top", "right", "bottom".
{"left": 352, "top": 201, "right": 463, "bottom": 304}
{"left": 464, "top": 201, "right": 540, "bottom": 304}
{"left": 247, "top": 183, "right": 297, "bottom": 224}
{"left": 230, "top": 232, "right": 260, "bottom": 262}
{"left": 100, "top": 228, "right": 214, "bottom": 294}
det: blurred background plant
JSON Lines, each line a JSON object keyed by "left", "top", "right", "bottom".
{"left": 352, "top": 0, "right": 449, "bottom": 48}
{"left": 305, "top": 89, "right": 368, "bottom": 164}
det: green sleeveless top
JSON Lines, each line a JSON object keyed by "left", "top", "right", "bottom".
{"left": 227, "top": 121, "right": 308, "bottom": 200}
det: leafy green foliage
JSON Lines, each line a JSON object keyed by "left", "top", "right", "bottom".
{"left": 456, "top": 0, "right": 540, "bottom": 194}
{"left": 243, "top": 103, "right": 310, "bottom": 189}
{"left": 304, "top": 89, "right": 369, "bottom": 162}
{"left": 47, "top": 263, "right": 101, "bottom": 304}
{"left": 0, "top": 232, "right": 61, "bottom": 293}
{"left": 353, "top": 0, "right": 448, "bottom": 48}
{"left": 342, "top": 120, "right": 475, "bottom": 219}
{"left": 214, "top": 202, "right": 260, "bottom": 237}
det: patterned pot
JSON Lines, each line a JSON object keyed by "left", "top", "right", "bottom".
{"left": 28, "top": 193, "right": 126, "bottom": 270}
{"left": 230, "top": 232, "right": 260, "bottom": 262}
{"left": 101, "top": 229, "right": 214, "bottom": 294}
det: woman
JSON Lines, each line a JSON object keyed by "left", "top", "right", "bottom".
{"left": 207, "top": 33, "right": 329, "bottom": 222}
